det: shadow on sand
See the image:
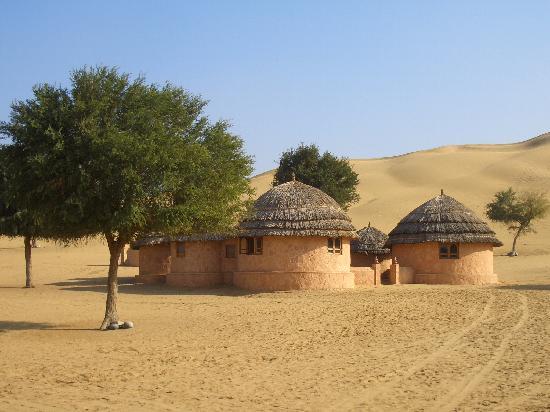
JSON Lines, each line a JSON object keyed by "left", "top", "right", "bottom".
{"left": 497, "top": 284, "right": 550, "bottom": 291}
{"left": 48, "top": 277, "right": 254, "bottom": 296}
{"left": 0, "top": 320, "right": 97, "bottom": 332}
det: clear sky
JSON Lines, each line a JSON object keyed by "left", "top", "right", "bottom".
{"left": 1, "top": 1, "right": 549, "bottom": 174}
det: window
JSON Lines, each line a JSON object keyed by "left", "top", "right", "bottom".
{"left": 239, "top": 237, "right": 263, "bottom": 255}
{"left": 328, "top": 237, "right": 342, "bottom": 254}
{"left": 439, "top": 243, "right": 459, "bottom": 259}
{"left": 176, "top": 241, "right": 185, "bottom": 257}
{"left": 225, "top": 244, "right": 236, "bottom": 258}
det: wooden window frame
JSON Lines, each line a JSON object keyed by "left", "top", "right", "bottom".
{"left": 439, "top": 242, "right": 459, "bottom": 259}
{"left": 328, "top": 237, "right": 342, "bottom": 254}
{"left": 239, "top": 237, "right": 263, "bottom": 255}
{"left": 176, "top": 241, "right": 185, "bottom": 257}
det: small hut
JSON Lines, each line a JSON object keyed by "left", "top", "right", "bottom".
{"left": 135, "top": 233, "right": 238, "bottom": 287}
{"left": 350, "top": 223, "right": 392, "bottom": 281}
{"left": 386, "top": 191, "right": 502, "bottom": 285}
{"left": 235, "top": 180, "right": 357, "bottom": 291}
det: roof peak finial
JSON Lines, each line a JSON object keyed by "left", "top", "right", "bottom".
{"left": 368, "top": 221, "right": 371, "bottom": 227}
{"left": 441, "top": 189, "right": 444, "bottom": 196}
{"left": 291, "top": 172, "right": 296, "bottom": 182}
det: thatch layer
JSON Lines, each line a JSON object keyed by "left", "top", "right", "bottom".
{"left": 239, "top": 180, "right": 357, "bottom": 238}
{"left": 351, "top": 224, "right": 390, "bottom": 255}
{"left": 387, "top": 194, "right": 503, "bottom": 246}
{"left": 134, "top": 232, "right": 234, "bottom": 248}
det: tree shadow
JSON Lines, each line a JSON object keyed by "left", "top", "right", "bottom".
{"left": 49, "top": 277, "right": 254, "bottom": 296}
{"left": 0, "top": 320, "right": 54, "bottom": 331}
{"left": 497, "top": 284, "right": 550, "bottom": 291}
{"left": 0, "top": 320, "right": 98, "bottom": 332}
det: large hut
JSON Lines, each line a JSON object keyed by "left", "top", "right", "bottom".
{"left": 387, "top": 191, "right": 502, "bottom": 285}
{"left": 234, "top": 180, "right": 357, "bottom": 291}
{"left": 350, "top": 223, "right": 392, "bottom": 281}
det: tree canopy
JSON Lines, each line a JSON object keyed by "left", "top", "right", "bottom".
{"left": 486, "top": 187, "right": 549, "bottom": 256}
{"left": 272, "top": 143, "right": 360, "bottom": 210}
{"left": 0, "top": 66, "right": 254, "bottom": 327}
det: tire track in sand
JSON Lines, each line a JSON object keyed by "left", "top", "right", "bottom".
{"left": 329, "top": 291, "right": 497, "bottom": 410}
{"left": 429, "top": 292, "right": 529, "bottom": 412}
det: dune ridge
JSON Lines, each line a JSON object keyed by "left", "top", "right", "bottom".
{"left": 251, "top": 133, "right": 550, "bottom": 255}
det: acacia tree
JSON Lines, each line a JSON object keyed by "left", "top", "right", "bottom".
{"left": 1, "top": 66, "right": 253, "bottom": 329}
{"left": 272, "top": 143, "right": 359, "bottom": 210}
{"left": 0, "top": 149, "right": 43, "bottom": 288}
{"left": 486, "top": 187, "right": 549, "bottom": 256}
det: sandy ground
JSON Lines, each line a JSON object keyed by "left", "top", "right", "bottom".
{"left": 0, "top": 237, "right": 549, "bottom": 411}
{"left": 2, "top": 135, "right": 550, "bottom": 411}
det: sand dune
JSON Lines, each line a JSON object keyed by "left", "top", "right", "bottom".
{"left": 252, "top": 132, "right": 550, "bottom": 256}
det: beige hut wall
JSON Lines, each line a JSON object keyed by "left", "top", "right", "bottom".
{"left": 169, "top": 240, "right": 223, "bottom": 274}
{"left": 391, "top": 242, "right": 496, "bottom": 284}
{"left": 237, "top": 236, "right": 351, "bottom": 273}
{"left": 233, "top": 236, "right": 354, "bottom": 291}
{"left": 138, "top": 244, "right": 171, "bottom": 276}
{"left": 350, "top": 253, "right": 392, "bottom": 276}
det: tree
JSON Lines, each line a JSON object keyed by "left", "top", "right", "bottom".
{"left": 486, "top": 187, "right": 549, "bottom": 256}
{"left": 0, "top": 66, "right": 253, "bottom": 329}
{"left": 272, "top": 143, "right": 360, "bottom": 210}
{"left": 0, "top": 147, "right": 48, "bottom": 288}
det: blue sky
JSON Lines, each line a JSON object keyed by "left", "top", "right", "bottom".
{"left": 1, "top": 1, "right": 549, "bottom": 173}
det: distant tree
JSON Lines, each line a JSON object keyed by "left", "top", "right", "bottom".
{"left": 0, "top": 66, "right": 253, "bottom": 329}
{"left": 486, "top": 187, "right": 549, "bottom": 256}
{"left": 272, "top": 143, "right": 359, "bottom": 210}
{"left": 0, "top": 147, "right": 49, "bottom": 288}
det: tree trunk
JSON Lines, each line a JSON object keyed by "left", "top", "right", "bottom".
{"left": 510, "top": 227, "right": 523, "bottom": 256}
{"left": 24, "top": 235, "right": 34, "bottom": 288}
{"left": 100, "top": 234, "right": 125, "bottom": 330}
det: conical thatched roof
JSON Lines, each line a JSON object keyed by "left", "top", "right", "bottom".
{"left": 386, "top": 192, "right": 502, "bottom": 246}
{"left": 239, "top": 180, "right": 356, "bottom": 237}
{"left": 351, "top": 223, "right": 390, "bottom": 255}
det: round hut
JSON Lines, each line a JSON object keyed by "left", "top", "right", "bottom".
{"left": 386, "top": 191, "right": 502, "bottom": 285}
{"left": 350, "top": 223, "right": 392, "bottom": 280}
{"left": 234, "top": 180, "right": 357, "bottom": 291}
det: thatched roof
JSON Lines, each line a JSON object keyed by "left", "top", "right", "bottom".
{"left": 133, "top": 232, "right": 234, "bottom": 248}
{"left": 351, "top": 223, "right": 390, "bottom": 255}
{"left": 386, "top": 192, "right": 503, "bottom": 246}
{"left": 239, "top": 180, "right": 357, "bottom": 238}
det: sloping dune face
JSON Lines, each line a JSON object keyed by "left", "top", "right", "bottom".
{"left": 252, "top": 133, "right": 550, "bottom": 255}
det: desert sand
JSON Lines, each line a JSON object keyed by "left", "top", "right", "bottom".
{"left": 1, "top": 134, "right": 550, "bottom": 411}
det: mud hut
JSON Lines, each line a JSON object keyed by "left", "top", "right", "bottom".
{"left": 386, "top": 191, "right": 502, "bottom": 285}
{"left": 235, "top": 180, "right": 357, "bottom": 291}
{"left": 350, "top": 223, "right": 392, "bottom": 281}
{"left": 134, "top": 233, "right": 238, "bottom": 287}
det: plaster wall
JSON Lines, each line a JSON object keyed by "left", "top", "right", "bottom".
{"left": 392, "top": 242, "right": 497, "bottom": 285}
{"left": 233, "top": 271, "right": 354, "bottom": 291}
{"left": 166, "top": 273, "right": 224, "bottom": 288}
{"left": 170, "top": 241, "right": 222, "bottom": 274}
{"left": 351, "top": 253, "right": 392, "bottom": 278}
{"left": 139, "top": 244, "right": 171, "bottom": 276}
{"left": 351, "top": 267, "right": 375, "bottom": 287}
{"left": 237, "top": 236, "right": 351, "bottom": 273}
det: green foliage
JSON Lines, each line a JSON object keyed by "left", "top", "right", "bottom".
{"left": 0, "top": 66, "right": 254, "bottom": 244}
{"left": 486, "top": 187, "right": 549, "bottom": 254}
{"left": 272, "top": 143, "right": 360, "bottom": 210}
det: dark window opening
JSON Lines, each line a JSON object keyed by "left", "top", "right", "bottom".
{"left": 176, "top": 241, "right": 185, "bottom": 257}
{"left": 225, "top": 244, "right": 236, "bottom": 258}
{"left": 328, "top": 237, "right": 342, "bottom": 254}
{"left": 240, "top": 237, "right": 263, "bottom": 255}
{"left": 440, "top": 243, "right": 459, "bottom": 259}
